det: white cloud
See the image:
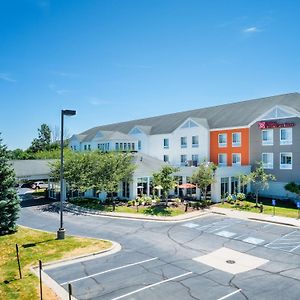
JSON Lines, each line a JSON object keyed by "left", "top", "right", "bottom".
{"left": 89, "top": 97, "right": 111, "bottom": 106}
{"left": 243, "top": 27, "right": 261, "bottom": 33}
{"left": 48, "top": 83, "right": 72, "bottom": 95}
{"left": 0, "top": 73, "right": 16, "bottom": 82}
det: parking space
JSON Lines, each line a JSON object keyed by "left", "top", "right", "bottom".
{"left": 45, "top": 252, "right": 244, "bottom": 300}
{"left": 265, "top": 230, "right": 300, "bottom": 253}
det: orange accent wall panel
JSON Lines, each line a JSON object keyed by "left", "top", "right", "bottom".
{"left": 210, "top": 128, "right": 249, "bottom": 166}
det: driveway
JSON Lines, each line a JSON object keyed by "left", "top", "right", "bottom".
{"left": 18, "top": 205, "right": 300, "bottom": 300}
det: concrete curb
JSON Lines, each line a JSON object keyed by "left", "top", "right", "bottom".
{"left": 56, "top": 202, "right": 211, "bottom": 223}
{"left": 30, "top": 241, "right": 121, "bottom": 299}
{"left": 25, "top": 226, "right": 121, "bottom": 300}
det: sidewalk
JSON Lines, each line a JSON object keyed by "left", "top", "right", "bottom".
{"left": 210, "top": 206, "right": 300, "bottom": 228}
{"left": 55, "top": 202, "right": 300, "bottom": 227}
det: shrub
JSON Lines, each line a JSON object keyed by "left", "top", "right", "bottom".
{"left": 226, "top": 194, "right": 235, "bottom": 204}
{"left": 236, "top": 193, "right": 246, "bottom": 201}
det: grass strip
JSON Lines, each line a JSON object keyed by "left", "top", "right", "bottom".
{"left": 0, "top": 226, "right": 112, "bottom": 300}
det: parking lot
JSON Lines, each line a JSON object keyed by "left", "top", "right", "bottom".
{"left": 22, "top": 210, "right": 300, "bottom": 300}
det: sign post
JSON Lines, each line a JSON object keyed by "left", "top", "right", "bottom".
{"left": 15, "top": 244, "right": 22, "bottom": 279}
{"left": 297, "top": 202, "right": 300, "bottom": 220}
{"left": 272, "top": 199, "right": 276, "bottom": 216}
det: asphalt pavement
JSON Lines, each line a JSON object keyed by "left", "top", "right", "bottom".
{"left": 18, "top": 203, "right": 300, "bottom": 300}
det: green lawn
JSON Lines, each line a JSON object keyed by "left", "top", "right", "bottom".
{"left": 0, "top": 227, "right": 112, "bottom": 300}
{"left": 69, "top": 197, "right": 186, "bottom": 217}
{"left": 216, "top": 198, "right": 300, "bottom": 219}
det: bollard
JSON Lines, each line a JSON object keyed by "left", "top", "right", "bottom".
{"left": 39, "top": 260, "right": 43, "bottom": 300}
{"left": 68, "top": 283, "right": 72, "bottom": 300}
{"left": 16, "top": 244, "right": 22, "bottom": 279}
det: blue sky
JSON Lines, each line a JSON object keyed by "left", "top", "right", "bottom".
{"left": 1, "top": 0, "right": 299, "bottom": 150}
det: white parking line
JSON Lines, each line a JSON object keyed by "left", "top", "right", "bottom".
{"left": 60, "top": 257, "right": 158, "bottom": 286}
{"left": 216, "top": 289, "right": 242, "bottom": 300}
{"left": 265, "top": 230, "right": 300, "bottom": 252}
{"left": 111, "top": 272, "right": 193, "bottom": 300}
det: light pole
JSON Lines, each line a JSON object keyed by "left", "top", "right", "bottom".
{"left": 57, "top": 109, "right": 76, "bottom": 240}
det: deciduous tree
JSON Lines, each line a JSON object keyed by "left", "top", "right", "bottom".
{"left": 153, "top": 165, "right": 179, "bottom": 206}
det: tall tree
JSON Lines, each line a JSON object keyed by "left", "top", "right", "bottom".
{"left": 50, "top": 151, "right": 135, "bottom": 199}
{"left": 153, "top": 165, "right": 179, "bottom": 206}
{"left": 191, "top": 162, "right": 217, "bottom": 201}
{"left": 29, "top": 124, "right": 51, "bottom": 153}
{"left": 0, "top": 134, "right": 20, "bottom": 235}
{"left": 248, "top": 161, "right": 276, "bottom": 206}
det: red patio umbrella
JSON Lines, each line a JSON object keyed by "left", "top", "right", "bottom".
{"left": 177, "top": 183, "right": 196, "bottom": 189}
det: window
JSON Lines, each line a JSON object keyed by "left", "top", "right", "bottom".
{"left": 192, "top": 154, "right": 199, "bottom": 166}
{"left": 163, "top": 138, "right": 169, "bottom": 149}
{"left": 232, "top": 132, "right": 241, "bottom": 147}
{"left": 218, "top": 133, "right": 227, "bottom": 147}
{"left": 232, "top": 153, "right": 241, "bottom": 166}
{"left": 221, "top": 177, "right": 229, "bottom": 198}
{"left": 115, "top": 143, "right": 119, "bottom": 151}
{"left": 280, "top": 128, "right": 292, "bottom": 145}
{"left": 127, "top": 143, "right": 131, "bottom": 150}
{"left": 192, "top": 135, "right": 199, "bottom": 147}
{"left": 231, "top": 177, "right": 239, "bottom": 194}
{"left": 180, "top": 154, "right": 187, "bottom": 166}
{"left": 120, "top": 143, "right": 123, "bottom": 150}
{"left": 84, "top": 145, "right": 87, "bottom": 151}
{"left": 132, "top": 143, "right": 135, "bottom": 151}
{"left": 73, "top": 145, "right": 77, "bottom": 151}
{"left": 280, "top": 152, "right": 292, "bottom": 169}
{"left": 262, "top": 153, "right": 273, "bottom": 169}
{"left": 218, "top": 153, "right": 227, "bottom": 166}
{"left": 163, "top": 155, "right": 169, "bottom": 162}
{"left": 138, "top": 140, "right": 142, "bottom": 151}
{"left": 88, "top": 144, "right": 91, "bottom": 150}
{"left": 262, "top": 129, "right": 273, "bottom": 145}
{"left": 181, "top": 137, "right": 187, "bottom": 148}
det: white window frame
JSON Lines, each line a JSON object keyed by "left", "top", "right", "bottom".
{"left": 218, "top": 133, "right": 227, "bottom": 147}
{"left": 163, "top": 138, "right": 169, "bottom": 149}
{"left": 232, "top": 132, "right": 241, "bottom": 147}
{"left": 232, "top": 153, "right": 241, "bottom": 166}
{"left": 280, "top": 152, "right": 292, "bottom": 170}
{"left": 180, "top": 154, "right": 187, "bottom": 166}
{"left": 262, "top": 153, "right": 273, "bottom": 169}
{"left": 262, "top": 129, "right": 273, "bottom": 146}
{"left": 181, "top": 137, "right": 187, "bottom": 148}
{"left": 138, "top": 140, "right": 142, "bottom": 151}
{"left": 192, "top": 135, "right": 199, "bottom": 148}
{"left": 218, "top": 153, "right": 227, "bottom": 166}
{"left": 163, "top": 155, "right": 169, "bottom": 163}
{"left": 280, "top": 128, "right": 293, "bottom": 145}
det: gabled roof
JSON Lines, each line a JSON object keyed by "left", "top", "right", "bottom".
{"left": 11, "top": 159, "right": 54, "bottom": 179}
{"left": 72, "top": 130, "right": 135, "bottom": 143}
{"left": 79, "top": 93, "right": 300, "bottom": 136}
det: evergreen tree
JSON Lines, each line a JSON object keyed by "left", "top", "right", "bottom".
{"left": 0, "top": 134, "right": 20, "bottom": 234}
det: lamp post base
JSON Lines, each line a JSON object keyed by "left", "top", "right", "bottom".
{"left": 57, "top": 228, "right": 65, "bottom": 240}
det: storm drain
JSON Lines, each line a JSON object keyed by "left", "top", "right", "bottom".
{"left": 193, "top": 247, "right": 269, "bottom": 274}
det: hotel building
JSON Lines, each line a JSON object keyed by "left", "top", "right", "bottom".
{"left": 69, "top": 93, "right": 300, "bottom": 202}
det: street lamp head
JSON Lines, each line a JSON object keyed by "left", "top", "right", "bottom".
{"left": 62, "top": 109, "right": 76, "bottom": 116}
